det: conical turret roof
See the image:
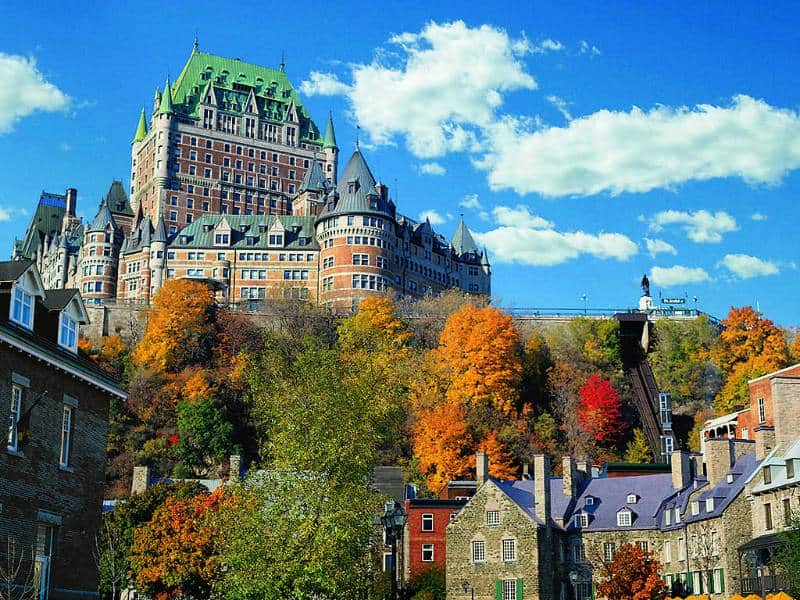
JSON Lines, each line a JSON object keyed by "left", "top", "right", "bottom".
{"left": 323, "top": 113, "right": 338, "bottom": 149}
{"left": 158, "top": 78, "right": 174, "bottom": 115}
{"left": 318, "top": 149, "right": 394, "bottom": 220}
{"left": 152, "top": 215, "right": 168, "bottom": 242}
{"left": 451, "top": 216, "right": 479, "bottom": 256}
{"left": 133, "top": 107, "right": 148, "bottom": 142}
{"left": 298, "top": 160, "right": 329, "bottom": 194}
{"left": 89, "top": 199, "right": 118, "bottom": 232}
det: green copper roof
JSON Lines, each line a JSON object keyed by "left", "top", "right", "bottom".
{"left": 133, "top": 107, "right": 148, "bottom": 142}
{"left": 323, "top": 113, "right": 338, "bottom": 149}
{"left": 172, "top": 214, "right": 319, "bottom": 250}
{"left": 451, "top": 216, "right": 479, "bottom": 256}
{"left": 169, "top": 49, "right": 322, "bottom": 144}
{"left": 158, "top": 78, "right": 174, "bottom": 115}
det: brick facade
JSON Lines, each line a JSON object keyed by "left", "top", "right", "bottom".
{"left": 404, "top": 498, "right": 466, "bottom": 582}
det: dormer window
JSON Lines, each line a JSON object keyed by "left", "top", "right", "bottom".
{"left": 616, "top": 509, "right": 632, "bottom": 527}
{"left": 674, "top": 507, "right": 681, "bottom": 523}
{"left": 348, "top": 181, "right": 357, "bottom": 194}
{"left": 787, "top": 460, "right": 795, "bottom": 479}
{"left": 58, "top": 313, "right": 78, "bottom": 352}
{"left": 574, "top": 513, "right": 589, "bottom": 528}
{"left": 214, "top": 233, "right": 230, "bottom": 245}
{"left": 584, "top": 497, "right": 594, "bottom": 507}
{"left": 11, "top": 286, "right": 34, "bottom": 329}
{"left": 627, "top": 494, "right": 638, "bottom": 504}
{"left": 268, "top": 234, "right": 283, "bottom": 246}
{"left": 726, "top": 473, "right": 735, "bottom": 484}
{"left": 706, "top": 498, "right": 715, "bottom": 512}
{"left": 763, "top": 466, "right": 772, "bottom": 485}
{"left": 690, "top": 501, "right": 700, "bottom": 516}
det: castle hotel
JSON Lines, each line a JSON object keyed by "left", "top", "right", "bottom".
{"left": 14, "top": 44, "right": 490, "bottom": 310}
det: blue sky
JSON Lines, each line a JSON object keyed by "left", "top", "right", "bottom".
{"left": 1, "top": 1, "right": 799, "bottom": 325}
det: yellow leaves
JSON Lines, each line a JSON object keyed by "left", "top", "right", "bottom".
{"left": 181, "top": 368, "right": 214, "bottom": 404}
{"left": 412, "top": 402, "right": 473, "bottom": 493}
{"left": 479, "top": 430, "right": 517, "bottom": 480}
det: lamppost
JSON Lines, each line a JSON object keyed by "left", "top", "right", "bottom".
{"left": 381, "top": 501, "right": 407, "bottom": 600}
{"left": 461, "top": 580, "right": 475, "bottom": 599}
{"left": 569, "top": 570, "right": 579, "bottom": 600}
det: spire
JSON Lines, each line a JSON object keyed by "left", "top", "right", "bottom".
{"left": 193, "top": 35, "right": 199, "bottom": 53}
{"left": 323, "top": 112, "right": 338, "bottom": 150}
{"left": 451, "top": 216, "right": 479, "bottom": 256}
{"left": 159, "top": 78, "right": 174, "bottom": 115}
{"left": 152, "top": 214, "right": 168, "bottom": 243}
{"left": 481, "top": 245, "right": 491, "bottom": 266}
{"left": 133, "top": 107, "right": 148, "bottom": 142}
{"left": 280, "top": 50, "right": 285, "bottom": 72}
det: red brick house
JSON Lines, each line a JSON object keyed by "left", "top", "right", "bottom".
{"left": 403, "top": 498, "right": 467, "bottom": 583}
{"left": 0, "top": 260, "right": 127, "bottom": 599}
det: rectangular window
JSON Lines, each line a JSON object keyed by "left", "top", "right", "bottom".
{"left": 502, "top": 579, "right": 516, "bottom": 600}
{"left": 471, "top": 540, "right": 485, "bottom": 563}
{"left": 502, "top": 539, "right": 516, "bottom": 562}
{"left": 678, "top": 537, "right": 686, "bottom": 561}
{"left": 421, "top": 513, "right": 434, "bottom": 532}
{"left": 764, "top": 466, "right": 772, "bottom": 484}
{"left": 421, "top": 544, "right": 434, "bottom": 562}
{"left": 573, "top": 542, "right": 585, "bottom": 563}
{"left": 637, "top": 541, "right": 648, "bottom": 553}
{"left": 758, "top": 397, "right": 766, "bottom": 423}
{"left": 353, "top": 254, "right": 369, "bottom": 266}
{"left": 785, "top": 498, "right": 792, "bottom": 526}
{"left": 575, "top": 513, "right": 589, "bottom": 528}
{"left": 60, "top": 405, "right": 72, "bottom": 466}
{"left": 11, "top": 287, "right": 33, "bottom": 328}
{"left": 765, "top": 503, "right": 773, "bottom": 530}
{"left": 603, "top": 542, "right": 616, "bottom": 563}
{"left": 59, "top": 315, "right": 78, "bottom": 351}
{"left": 487, "top": 511, "right": 500, "bottom": 526}
{"left": 617, "top": 511, "right": 632, "bottom": 526}
{"left": 788, "top": 460, "right": 796, "bottom": 479}
{"left": 664, "top": 540, "right": 672, "bottom": 563}
{"left": 8, "top": 385, "right": 22, "bottom": 451}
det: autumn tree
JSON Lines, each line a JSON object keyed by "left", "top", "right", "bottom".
{"left": 129, "top": 489, "right": 223, "bottom": 600}
{"left": 412, "top": 402, "right": 473, "bottom": 493}
{"left": 709, "top": 306, "right": 789, "bottom": 412}
{"left": 791, "top": 334, "right": 800, "bottom": 364}
{"left": 479, "top": 430, "right": 517, "bottom": 479}
{"left": 132, "top": 279, "right": 216, "bottom": 373}
{"left": 596, "top": 543, "right": 668, "bottom": 600}
{"left": 548, "top": 361, "right": 595, "bottom": 460}
{"left": 624, "top": 429, "right": 652, "bottom": 463}
{"left": 434, "top": 305, "right": 522, "bottom": 415}
{"left": 520, "top": 330, "right": 553, "bottom": 412}
{"left": 578, "top": 374, "right": 626, "bottom": 445}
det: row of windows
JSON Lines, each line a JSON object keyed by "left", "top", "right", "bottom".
{"left": 8, "top": 384, "right": 74, "bottom": 468}
{"left": 178, "top": 147, "right": 312, "bottom": 171}
{"left": 183, "top": 136, "right": 314, "bottom": 165}
{"left": 352, "top": 275, "right": 387, "bottom": 290}
{"left": 471, "top": 538, "right": 516, "bottom": 563}
{"left": 664, "top": 569, "right": 725, "bottom": 595}
{"left": 346, "top": 236, "right": 385, "bottom": 248}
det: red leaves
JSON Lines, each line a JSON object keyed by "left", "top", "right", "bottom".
{"left": 577, "top": 373, "right": 626, "bottom": 444}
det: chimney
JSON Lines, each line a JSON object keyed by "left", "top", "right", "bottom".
{"left": 704, "top": 439, "right": 735, "bottom": 487}
{"left": 754, "top": 426, "right": 776, "bottom": 460}
{"left": 562, "top": 456, "right": 577, "bottom": 497}
{"left": 522, "top": 463, "right": 531, "bottom": 480}
{"left": 771, "top": 377, "right": 800, "bottom": 450}
{"left": 229, "top": 455, "right": 242, "bottom": 482}
{"left": 576, "top": 460, "right": 590, "bottom": 478}
{"left": 131, "top": 465, "right": 151, "bottom": 495}
{"left": 671, "top": 450, "right": 691, "bottom": 490}
{"left": 533, "top": 454, "right": 551, "bottom": 525}
{"left": 65, "top": 188, "right": 77, "bottom": 216}
{"left": 476, "top": 452, "right": 489, "bottom": 487}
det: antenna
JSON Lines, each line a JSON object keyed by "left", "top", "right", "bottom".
{"left": 355, "top": 125, "right": 361, "bottom": 150}
{"left": 280, "top": 50, "right": 286, "bottom": 72}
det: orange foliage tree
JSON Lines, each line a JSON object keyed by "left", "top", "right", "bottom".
{"left": 132, "top": 279, "right": 216, "bottom": 373}
{"left": 129, "top": 489, "right": 224, "bottom": 599}
{"left": 434, "top": 305, "right": 522, "bottom": 415}
{"left": 596, "top": 543, "right": 668, "bottom": 600}
{"left": 412, "top": 402, "right": 473, "bottom": 493}
{"left": 709, "top": 306, "right": 789, "bottom": 412}
{"left": 577, "top": 373, "right": 626, "bottom": 445}
{"left": 479, "top": 430, "right": 517, "bottom": 479}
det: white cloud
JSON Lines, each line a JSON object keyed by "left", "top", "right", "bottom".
{"left": 459, "top": 193, "right": 482, "bottom": 210}
{"left": 719, "top": 253, "right": 779, "bottom": 279}
{"left": 531, "top": 38, "right": 564, "bottom": 53}
{"left": 492, "top": 205, "right": 553, "bottom": 229}
{"left": 751, "top": 212, "right": 768, "bottom": 221}
{"left": 649, "top": 209, "right": 737, "bottom": 243}
{"left": 418, "top": 162, "right": 446, "bottom": 175}
{"left": 546, "top": 95, "right": 572, "bottom": 121}
{"left": 298, "top": 71, "right": 351, "bottom": 96}
{"left": 0, "top": 53, "right": 70, "bottom": 133}
{"left": 644, "top": 238, "right": 678, "bottom": 258}
{"left": 474, "top": 223, "right": 637, "bottom": 266}
{"left": 650, "top": 265, "right": 710, "bottom": 286}
{"left": 579, "top": 40, "right": 602, "bottom": 56}
{"left": 419, "top": 209, "right": 446, "bottom": 225}
{"left": 0, "top": 205, "right": 28, "bottom": 222}
{"left": 479, "top": 96, "right": 800, "bottom": 197}
{"left": 302, "top": 20, "right": 536, "bottom": 159}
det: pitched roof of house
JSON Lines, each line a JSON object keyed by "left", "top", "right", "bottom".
{"left": 41, "top": 288, "right": 80, "bottom": 311}
{"left": 88, "top": 199, "right": 118, "bottom": 232}
{"left": 751, "top": 439, "right": 800, "bottom": 494}
{"left": 170, "top": 214, "right": 319, "bottom": 250}
{"left": 298, "top": 159, "right": 330, "bottom": 194}
{"left": 0, "top": 259, "right": 34, "bottom": 283}
{"left": 318, "top": 149, "right": 395, "bottom": 220}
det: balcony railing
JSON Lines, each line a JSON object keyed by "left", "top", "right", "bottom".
{"left": 741, "top": 574, "right": 785, "bottom": 594}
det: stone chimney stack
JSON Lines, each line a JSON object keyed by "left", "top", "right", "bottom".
{"left": 755, "top": 426, "right": 776, "bottom": 460}
{"left": 533, "top": 454, "right": 551, "bottom": 525}
{"left": 771, "top": 377, "right": 800, "bottom": 450}
{"left": 562, "top": 456, "right": 577, "bottom": 497}
{"left": 704, "top": 439, "right": 735, "bottom": 487}
{"left": 671, "top": 450, "right": 691, "bottom": 491}
{"left": 131, "top": 465, "right": 151, "bottom": 495}
{"left": 476, "top": 452, "right": 489, "bottom": 487}
{"left": 65, "top": 188, "right": 77, "bottom": 216}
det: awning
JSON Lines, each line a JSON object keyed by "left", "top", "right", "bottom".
{"left": 738, "top": 533, "right": 787, "bottom": 552}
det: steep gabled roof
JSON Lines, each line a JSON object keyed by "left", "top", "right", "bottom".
{"left": 88, "top": 199, "right": 118, "bottom": 233}
{"left": 133, "top": 107, "right": 148, "bottom": 142}
{"left": 105, "top": 180, "right": 134, "bottom": 217}
{"left": 319, "top": 149, "right": 394, "bottom": 220}
{"left": 452, "top": 216, "right": 479, "bottom": 256}
{"left": 298, "top": 160, "right": 330, "bottom": 194}
{"left": 0, "top": 260, "right": 35, "bottom": 283}
{"left": 152, "top": 215, "right": 168, "bottom": 243}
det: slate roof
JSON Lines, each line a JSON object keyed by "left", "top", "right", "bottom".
{"left": 167, "top": 47, "right": 321, "bottom": 144}
{"left": 298, "top": 159, "right": 330, "bottom": 194}
{"left": 0, "top": 259, "right": 34, "bottom": 283}
{"left": 88, "top": 199, "right": 118, "bottom": 232}
{"left": 41, "top": 288, "right": 80, "bottom": 311}
{"left": 452, "top": 216, "right": 480, "bottom": 256}
{"left": 751, "top": 439, "right": 800, "bottom": 494}
{"left": 170, "top": 214, "right": 319, "bottom": 250}
{"left": 105, "top": 180, "right": 134, "bottom": 217}
{"left": 319, "top": 149, "right": 395, "bottom": 220}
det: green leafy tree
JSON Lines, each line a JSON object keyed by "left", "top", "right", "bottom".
{"left": 776, "top": 514, "right": 800, "bottom": 597}
{"left": 175, "top": 397, "right": 237, "bottom": 473}
{"left": 407, "top": 564, "right": 446, "bottom": 600}
{"left": 624, "top": 428, "right": 653, "bottom": 463}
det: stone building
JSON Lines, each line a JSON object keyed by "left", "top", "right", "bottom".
{"left": 0, "top": 260, "right": 127, "bottom": 599}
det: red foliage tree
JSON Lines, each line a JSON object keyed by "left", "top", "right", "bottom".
{"left": 577, "top": 373, "right": 626, "bottom": 444}
{"left": 596, "top": 543, "right": 668, "bottom": 600}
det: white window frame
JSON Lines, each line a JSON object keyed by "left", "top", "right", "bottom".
{"left": 758, "top": 397, "right": 766, "bottom": 423}
{"left": 11, "top": 286, "right": 34, "bottom": 329}
{"left": 603, "top": 542, "right": 616, "bottom": 563}
{"left": 59, "top": 405, "right": 73, "bottom": 467}
{"left": 421, "top": 543, "right": 434, "bottom": 562}
{"left": 8, "top": 384, "right": 22, "bottom": 451}
{"left": 487, "top": 510, "right": 500, "bottom": 527}
{"left": 502, "top": 538, "right": 516, "bottom": 562}
{"left": 471, "top": 540, "right": 485, "bottom": 563}
{"left": 706, "top": 498, "right": 715, "bottom": 512}
{"left": 678, "top": 537, "right": 686, "bottom": 561}
{"left": 691, "top": 501, "right": 700, "bottom": 516}
{"left": 575, "top": 513, "right": 589, "bottom": 528}
{"left": 502, "top": 579, "right": 516, "bottom": 600}
{"left": 664, "top": 540, "right": 672, "bottom": 563}
{"left": 421, "top": 513, "right": 434, "bottom": 532}
{"left": 617, "top": 510, "right": 632, "bottom": 527}
{"left": 58, "top": 313, "right": 78, "bottom": 352}
{"left": 584, "top": 496, "right": 594, "bottom": 506}
{"left": 627, "top": 494, "right": 638, "bottom": 504}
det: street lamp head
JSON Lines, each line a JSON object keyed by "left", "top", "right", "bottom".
{"left": 569, "top": 571, "right": 579, "bottom": 584}
{"left": 461, "top": 580, "right": 469, "bottom": 593}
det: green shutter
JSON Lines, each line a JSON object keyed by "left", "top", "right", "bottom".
{"left": 591, "top": 579, "right": 596, "bottom": 600}
{"left": 516, "top": 578, "right": 523, "bottom": 600}
{"left": 496, "top": 580, "right": 502, "bottom": 600}
{"left": 720, "top": 568, "right": 725, "bottom": 593}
